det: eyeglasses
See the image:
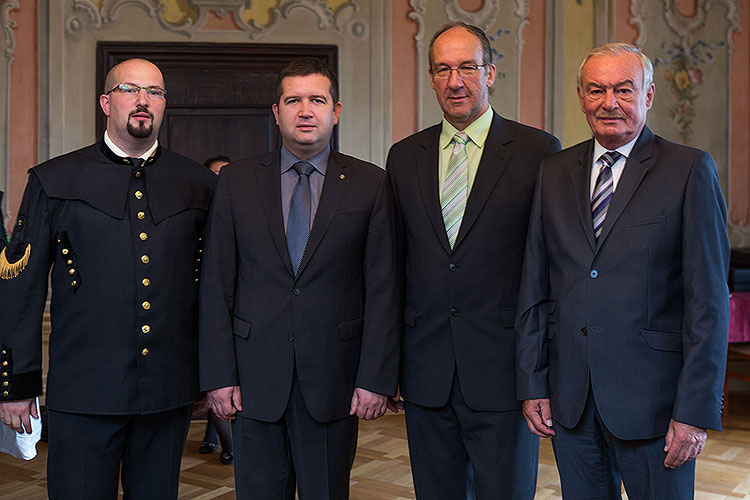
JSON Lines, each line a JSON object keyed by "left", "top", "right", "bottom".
{"left": 430, "top": 64, "right": 488, "bottom": 80}
{"left": 106, "top": 83, "right": 167, "bottom": 99}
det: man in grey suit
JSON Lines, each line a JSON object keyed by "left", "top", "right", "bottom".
{"left": 386, "top": 23, "right": 560, "bottom": 500}
{"left": 516, "top": 43, "right": 729, "bottom": 499}
{"left": 198, "top": 58, "right": 401, "bottom": 500}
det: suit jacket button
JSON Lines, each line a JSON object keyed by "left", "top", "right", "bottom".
{"left": 590, "top": 269, "right": 598, "bottom": 278}
{"left": 293, "top": 288, "right": 301, "bottom": 295}
{"left": 450, "top": 308, "right": 458, "bottom": 316}
{"left": 449, "top": 263, "right": 457, "bottom": 272}
{"left": 580, "top": 327, "right": 588, "bottom": 336}
{"left": 141, "top": 348, "right": 149, "bottom": 356}
{"left": 288, "top": 335, "right": 294, "bottom": 342}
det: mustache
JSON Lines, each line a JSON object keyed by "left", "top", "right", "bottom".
{"left": 596, "top": 111, "right": 626, "bottom": 119}
{"left": 129, "top": 105, "right": 154, "bottom": 120}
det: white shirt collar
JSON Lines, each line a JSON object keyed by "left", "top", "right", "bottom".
{"left": 592, "top": 135, "right": 638, "bottom": 165}
{"left": 104, "top": 130, "right": 159, "bottom": 161}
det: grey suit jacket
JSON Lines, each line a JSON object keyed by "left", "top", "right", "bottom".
{"left": 516, "top": 126, "right": 729, "bottom": 438}
{"left": 387, "top": 112, "right": 560, "bottom": 411}
{"left": 198, "top": 150, "right": 401, "bottom": 423}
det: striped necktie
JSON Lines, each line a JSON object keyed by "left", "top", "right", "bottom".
{"left": 591, "top": 151, "right": 622, "bottom": 239}
{"left": 441, "top": 132, "right": 469, "bottom": 249}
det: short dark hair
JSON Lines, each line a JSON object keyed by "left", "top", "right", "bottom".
{"left": 203, "top": 155, "right": 231, "bottom": 169}
{"left": 428, "top": 22, "right": 492, "bottom": 68}
{"left": 275, "top": 57, "right": 339, "bottom": 104}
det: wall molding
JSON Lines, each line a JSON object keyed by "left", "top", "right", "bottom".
{"left": 1, "top": 0, "right": 19, "bottom": 225}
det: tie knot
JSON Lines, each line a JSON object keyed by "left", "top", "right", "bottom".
{"left": 293, "top": 161, "right": 314, "bottom": 177}
{"left": 453, "top": 132, "right": 468, "bottom": 146}
{"left": 129, "top": 157, "right": 145, "bottom": 168}
{"left": 599, "top": 151, "right": 622, "bottom": 168}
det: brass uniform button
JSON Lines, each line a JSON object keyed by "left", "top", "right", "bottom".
{"left": 71, "top": 280, "right": 77, "bottom": 286}
{"left": 2, "top": 381, "right": 7, "bottom": 387}
{"left": 141, "top": 325, "right": 151, "bottom": 334}
{"left": 134, "top": 190, "right": 143, "bottom": 199}
{"left": 142, "top": 301, "right": 151, "bottom": 310}
{"left": 135, "top": 171, "right": 142, "bottom": 178}
{"left": 66, "top": 260, "right": 73, "bottom": 265}
{"left": 142, "top": 278, "right": 151, "bottom": 287}
{"left": 68, "top": 268, "right": 76, "bottom": 275}
{"left": 1, "top": 350, "right": 5, "bottom": 355}
{"left": 139, "top": 232, "right": 148, "bottom": 241}
{"left": 1, "top": 372, "right": 6, "bottom": 377}
{"left": 2, "top": 391, "right": 7, "bottom": 397}
{"left": 1, "top": 361, "right": 7, "bottom": 367}
{"left": 137, "top": 211, "right": 146, "bottom": 220}
{"left": 62, "top": 248, "right": 69, "bottom": 255}
{"left": 141, "top": 255, "right": 150, "bottom": 264}
{"left": 141, "top": 348, "right": 149, "bottom": 357}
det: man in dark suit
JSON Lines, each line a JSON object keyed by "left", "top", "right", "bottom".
{"left": 385, "top": 23, "right": 560, "bottom": 500}
{"left": 516, "top": 43, "right": 729, "bottom": 499}
{"left": 0, "top": 59, "right": 216, "bottom": 499}
{"left": 198, "top": 57, "right": 400, "bottom": 500}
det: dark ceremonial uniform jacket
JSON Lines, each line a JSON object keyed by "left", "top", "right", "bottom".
{"left": 0, "top": 141, "right": 216, "bottom": 414}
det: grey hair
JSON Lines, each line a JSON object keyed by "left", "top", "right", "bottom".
{"left": 577, "top": 43, "right": 653, "bottom": 89}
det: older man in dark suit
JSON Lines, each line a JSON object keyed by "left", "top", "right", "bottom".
{"left": 516, "top": 43, "right": 729, "bottom": 499}
{"left": 386, "top": 22, "right": 560, "bottom": 500}
{"left": 198, "top": 57, "right": 400, "bottom": 500}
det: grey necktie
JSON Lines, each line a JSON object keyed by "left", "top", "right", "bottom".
{"left": 287, "top": 161, "right": 314, "bottom": 276}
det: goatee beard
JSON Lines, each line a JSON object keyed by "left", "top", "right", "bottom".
{"left": 128, "top": 105, "right": 154, "bottom": 138}
{"left": 127, "top": 121, "right": 153, "bottom": 138}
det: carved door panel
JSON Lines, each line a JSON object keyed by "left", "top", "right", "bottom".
{"left": 96, "top": 42, "right": 338, "bottom": 164}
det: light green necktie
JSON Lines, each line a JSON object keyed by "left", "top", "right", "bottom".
{"left": 441, "top": 132, "right": 469, "bottom": 249}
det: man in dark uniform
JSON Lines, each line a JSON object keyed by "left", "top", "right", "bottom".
{"left": 0, "top": 58, "right": 216, "bottom": 499}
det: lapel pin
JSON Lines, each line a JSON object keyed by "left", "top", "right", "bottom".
{"left": 340, "top": 174, "right": 345, "bottom": 180}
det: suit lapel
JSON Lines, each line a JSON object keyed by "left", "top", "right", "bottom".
{"left": 453, "top": 113, "right": 512, "bottom": 249}
{"left": 257, "top": 152, "right": 295, "bottom": 276}
{"left": 570, "top": 140, "right": 597, "bottom": 252}
{"left": 296, "top": 152, "right": 349, "bottom": 277}
{"left": 594, "top": 127, "right": 653, "bottom": 252}
{"left": 415, "top": 129, "right": 453, "bottom": 254}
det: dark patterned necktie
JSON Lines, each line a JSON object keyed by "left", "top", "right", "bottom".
{"left": 591, "top": 151, "right": 622, "bottom": 239}
{"left": 287, "top": 161, "right": 314, "bottom": 276}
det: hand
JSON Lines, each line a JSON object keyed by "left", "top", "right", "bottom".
{"left": 664, "top": 419, "right": 707, "bottom": 469}
{"left": 522, "top": 399, "right": 555, "bottom": 438}
{"left": 0, "top": 398, "right": 38, "bottom": 434}
{"left": 206, "top": 386, "right": 242, "bottom": 421}
{"left": 386, "top": 386, "right": 404, "bottom": 413}
{"left": 350, "top": 387, "right": 387, "bottom": 420}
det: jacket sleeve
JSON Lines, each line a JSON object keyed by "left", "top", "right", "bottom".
{"left": 515, "top": 162, "right": 552, "bottom": 401}
{"left": 672, "top": 151, "right": 730, "bottom": 430}
{"left": 197, "top": 171, "right": 240, "bottom": 392}
{"left": 354, "top": 171, "right": 402, "bottom": 396}
{"left": 0, "top": 172, "right": 52, "bottom": 401}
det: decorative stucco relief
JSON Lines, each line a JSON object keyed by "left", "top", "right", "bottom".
{"left": 66, "top": 0, "right": 367, "bottom": 40}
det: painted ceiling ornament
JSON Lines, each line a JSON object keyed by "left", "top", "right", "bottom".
{"left": 66, "top": 0, "right": 366, "bottom": 40}
{"left": 443, "top": 0, "right": 500, "bottom": 33}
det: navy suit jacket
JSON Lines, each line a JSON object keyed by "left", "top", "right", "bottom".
{"left": 387, "top": 112, "right": 560, "bottom": 411}
{"left": 516, "top": 127, "right": 730, "bottom": 438}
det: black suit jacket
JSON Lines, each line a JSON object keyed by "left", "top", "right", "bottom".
{"left": 0, "top": 142, "right": 216, "bottom": 414}
{"left": 516, "top": 127, "right": 730, "bottom": 438}
{"left": 198, "top": 150, "right": 401, "bottom": 423}
{"left": 386, "top": 112, "right": 560, "bottom": 411}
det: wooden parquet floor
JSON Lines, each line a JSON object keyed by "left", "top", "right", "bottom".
{"left": 2, "top": 393, "right": 750, "bottom": 499}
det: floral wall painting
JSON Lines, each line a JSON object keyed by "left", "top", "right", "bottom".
{"left": 656, "top": 40, "right": 723, "bottom": 143}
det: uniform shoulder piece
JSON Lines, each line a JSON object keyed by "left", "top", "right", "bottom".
{"left": 0, "top": 243, "right": 30, "bottom": 279}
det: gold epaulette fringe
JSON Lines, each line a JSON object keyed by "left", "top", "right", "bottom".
{"left": 0, "top": 244, "right": 31, "bottom": 280}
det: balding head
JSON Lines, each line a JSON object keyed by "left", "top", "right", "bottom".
{"left": 103, "top": 58, "right": 164, "bottom": 94}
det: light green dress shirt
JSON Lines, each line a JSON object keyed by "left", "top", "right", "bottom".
{"left": 437, "top": 106, "right": 494, "bottom": 196}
